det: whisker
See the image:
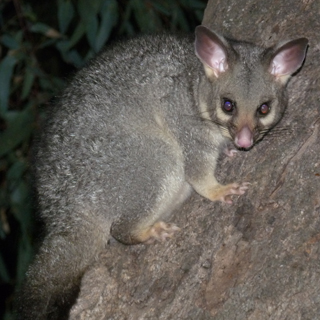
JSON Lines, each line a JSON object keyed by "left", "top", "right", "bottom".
{"left": 269, "top": 125, "right": 292, "bottom": 131}
{"left": 266, "top": 126, "right": 293, "bottom": 136}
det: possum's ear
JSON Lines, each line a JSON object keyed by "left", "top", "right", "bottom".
{"left": 195, "top": 25, "right": 229, "bottom": 79}
{"left": 269, "top": 37, "right": 308, "bottom": 84}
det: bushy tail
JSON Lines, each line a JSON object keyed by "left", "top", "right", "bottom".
{"left": 15, "top": 229, "right": 104, "bottom": 320}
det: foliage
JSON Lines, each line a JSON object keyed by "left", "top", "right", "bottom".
{"left": 0, "top": 0, "right": 205, "bottom": 318}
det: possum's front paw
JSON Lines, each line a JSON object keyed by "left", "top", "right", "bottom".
{"left": 145, "top": 222, "right": 181, "bottom": 244}
{"left": 209, "top": 182, "right": 250, "bottom": 204}
{"left": 224, "top": 147, "right": 238, "bottom": 158}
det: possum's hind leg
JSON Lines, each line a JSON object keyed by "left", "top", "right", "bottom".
{"left": 110, "top": 182, "right": 191, "bottom": 245}
{"left": 110, "top": 161, "right": 192, "bottom": 245}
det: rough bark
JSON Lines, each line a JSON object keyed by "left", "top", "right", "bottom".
{"left": 70, "top": 1, "right": 320, "bottom": 319}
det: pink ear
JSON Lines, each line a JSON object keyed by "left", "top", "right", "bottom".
{"left": 269, "top": 38, "right": 308, "bottom": 79}
{"left": 195, "top": 26, "right": 229, "bottom": 78}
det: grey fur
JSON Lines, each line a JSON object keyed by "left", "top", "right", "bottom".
{"left": 16, "top": 27, "right": 308, "bottom": 319}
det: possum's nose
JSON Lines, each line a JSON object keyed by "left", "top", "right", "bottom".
{"left": 235, "top": 126, "right": 253, "bottom": 149}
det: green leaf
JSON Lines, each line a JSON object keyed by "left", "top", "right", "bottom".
{"left": 58, "top": 0, "right": 75, "bottom": 34}
{"left": 11, "top": 180, "right": 30, "bottom": 221}
{"left": 77, "top": 0, "right": 102, "bottom": 18}
{"left": 56, "top": 22, "right": 85, "bottom": 53}
{"left": 95, "top": 0, "right": 118, "bottom": 52}
{"left": 30, "top": 22, "right": 61, "bottom": 38}
{"left": 0, "top": 108, "right": 34, "bottom": 157}
{"left": 1, "top": 34, "right": 20, "bottom": 49}
{"left": 7, "top": 160, "right": 27, "bottom": 184}
{"left": 21, "top": 66, "right": 36, "bottom": 100}
{"left": 65, "top": 49, "right": 85, "bottom": 68}
{"left": 0, "top": 55, "right": 17, "bottom": 113}
{"left": 30, "top": 22, "right": 51, "bottom": 34}
{"left": 16, "top": 30, "right": 24, "bottom": 43}
{"left": 85, "top": 15, "right": 99, "bottom": 51}
{"left": 84, "top": 49, "right": 95, "bottom": 63}
{"left": 77, "top": 0, "right": 100, "bottom": 50}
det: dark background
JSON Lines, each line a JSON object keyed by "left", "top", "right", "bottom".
{"left": 0, "top": 0, "right": 206, "bottom": 318}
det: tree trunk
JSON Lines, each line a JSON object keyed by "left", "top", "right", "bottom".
{"left": 70, "top": 1, "right": 320, "bottom": 319}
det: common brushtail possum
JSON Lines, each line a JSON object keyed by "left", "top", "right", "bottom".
{"left": 16, "top": 26, "right": 308, "bottom": 319}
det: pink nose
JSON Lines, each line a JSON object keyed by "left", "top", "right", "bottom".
{"left": 235, "top": 126, "right": 253, "bottom": 149}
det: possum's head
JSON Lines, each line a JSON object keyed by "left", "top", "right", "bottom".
{"left": 195, "top": 26, "right": 308, "bottom": 150}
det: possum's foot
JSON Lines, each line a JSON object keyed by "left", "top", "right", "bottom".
{"left": 209, "top": 182, "right": 250, "bottom": 204}
{"left": 145, "top": 222, "right": 180, "bottom": 244}
{"left": 224, "top": 148, "right": 238, "bottom": 158}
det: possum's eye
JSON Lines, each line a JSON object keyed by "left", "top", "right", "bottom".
{"left": 222, "top": 99, "right": 235, "bottom": 114}
{"left": 257, "top": 103, "right": 270, "bottom": 116}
